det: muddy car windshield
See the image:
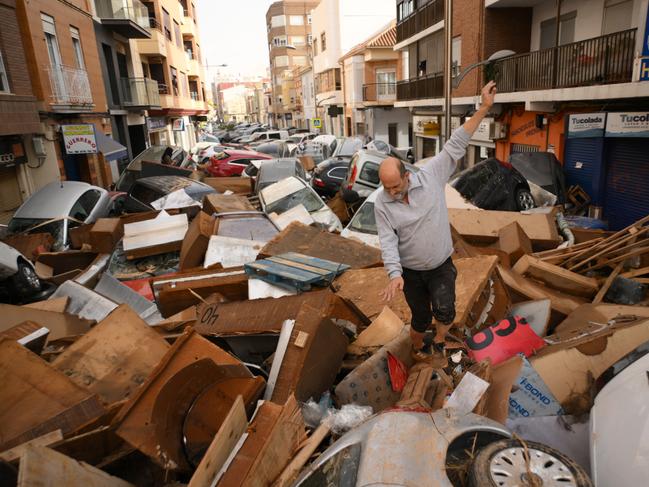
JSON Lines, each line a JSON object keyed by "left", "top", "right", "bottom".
{"left": 348, "top": 202, "right": 377, "bottom": 234}
{"left": 8, "top": 218, "right": 67, "bottom": 250}
{"left": 265, "top": 187, "right": 323, "bottom": 215}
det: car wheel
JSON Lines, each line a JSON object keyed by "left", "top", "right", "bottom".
{"left": 13, "top": 261, "right": 41, "bottom": 297}
{"left": 468, "top": 439, "right": 592, "bottom": 487}
{"left": 516, "top": 188, "right": 536, "bottom": 211}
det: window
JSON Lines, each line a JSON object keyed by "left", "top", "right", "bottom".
{"left": 162, "top": 8, "right": 172, "bottom": 40}
{"left": 0, "top": 51, "right": 9, "bottom": 93}
{"left": 291, "top": 36, "right": 305, "bottom": 46}
{"left": 289, "top": 15, "right": 304, "bottom": 26}
{"left": 359, "top": 162, "right": 379, "bottom": 184}
{"left": 170, "top": 66, "right": 178, "bottom": 95}
{"left": 603, "top": 0, "right": 633, "bottom": 34}
{"left": 328, "top": 167, "right": 347, "bottom": 180}
{"left": 70, "top": 190, "right": 101, "bottom": 220}
{"left": 275, "top": 55, "right": 289, "bottom": 67}
{"left": 271, "top": 15, "right": 285, "bottom": 28}
{"left": 180, "top": 71, "right": 188, "bottom": 96}
{"left": 307, "top": 33, "right": 313, "bottom": 45}
{"left": 376, "top": 70, "right": 396, "bottom": 97}
{"left": 452, "top": 36, "right": 461, "bottom": 77}
{"left": 173, "top": 20, "right": 181, "bottom": 47}
{"left": 307, "top": 14, "right": 312, "bottom": 24}
{"left": 69, "top": 27, "right": 85, "bottom": 69}
{"left": 320, "top": 32, "right": 326, "bottom": 51}
{"left": 42, "top": 14, "right": 62, "bottom": 67}
{"left": 230, "top": 158, "right": 251, "bottom": 167}
{"left": 397, "top": 0, "right": 415, "bottom": 22}
{"left": 273, "top": 35, "right": 287, "bottom": 47}
{"left": 540, "top": 11, "right": 576, "bottom": 49}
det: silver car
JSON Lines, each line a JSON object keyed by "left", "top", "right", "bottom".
{"left": 7, "top": 181, "right": 114, "bottom": 250}
{"left": 0, "top": 241, "right": 42, "bottom": 300}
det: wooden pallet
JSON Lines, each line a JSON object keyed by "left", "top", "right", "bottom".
{"left": 244, "top": 252, "right": 350, "bottom": 291}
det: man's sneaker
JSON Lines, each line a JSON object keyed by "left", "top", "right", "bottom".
{"left": 432, "top": 341, "right": 446, "bottom": 357}
{"left": 411, "top": 343, "right": 433, "bottom": 362}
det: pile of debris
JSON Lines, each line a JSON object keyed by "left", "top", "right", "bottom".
{"left": 1, "top": 187, "right": 647, "bottom": 487}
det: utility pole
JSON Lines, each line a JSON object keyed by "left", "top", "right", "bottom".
{"left": 444, "top": 0, "right": 453, "bottom": 144}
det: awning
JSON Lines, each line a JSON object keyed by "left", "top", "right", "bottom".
{"left": 96, "top": 131, "right": 128, "bottom": 161}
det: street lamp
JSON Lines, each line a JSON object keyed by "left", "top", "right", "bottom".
{"left": 452, "top": 50, "right": 515, "bottom": 89}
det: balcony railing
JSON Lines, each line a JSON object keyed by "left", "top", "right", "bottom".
{"left": 157, "top": 83, "right": 169, "bottom": 95}
{"left": 120, "top": 78, "right": 161, "bottom": 107}
{"left": 95, "top": 0, "right": 149, "bottom": 31}
{"left": 363, "top": 83, "right": 397, "bottom": 102}
{"left": 396, "top": 72, "right": 443, "bottom": 101}
{"left": 396, "top": 0, "right": 444, "bottom": 44}
{"left": 491, "top": 28, "right": 636, "bottom": 93}
{"left": 190, "top": 91, "right": 200, "bottom": 101}
{"left": 148, "top": 17, "right": 162, "bottom": 32}
{"left": 46, "top": 65, "right": 93, "bottom": 106}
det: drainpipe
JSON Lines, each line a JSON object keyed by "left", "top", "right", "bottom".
{"left": 444, "top": 0, "right": 453, "bottom": 144}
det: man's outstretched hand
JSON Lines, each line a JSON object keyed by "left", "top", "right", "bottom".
{"left": 481, "top": 81, "right": 497, "bottom": 109}
{"left": 380, "top": 276, "right": 404, "bottom": 302}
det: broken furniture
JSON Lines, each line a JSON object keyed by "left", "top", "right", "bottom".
{"left": 122, "top": 211, "right": 188, "bottom": 260}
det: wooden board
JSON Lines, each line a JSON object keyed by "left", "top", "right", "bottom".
{"left": 0, "top": 430, "right": 63, "bottom": 463}
{"left": 259, "top": 222, "right": 383, "bottom": 269}
{"left": 203, "top": 177, "right": 252, "bottom": 195}
{"left": 0, "top": 304, "right": 92, "bottom": 341}
{"left": 448, "top": 208, "right": 561, "bottom": 248}
{"left": 513, "top": 255, "right": 599, "bottom": 298}
{"left": 217, "top": 395, "right": 306, "bottom": 487}
{"left": 188, "top": 396, "right": 247, "bottom": 487}
{"left": 497, "top": 265, "right": 586, "bottom": 316}
{"left": 333, "top": 256, "right": 499, "bottom": 327}
{"left": 114, "top": 330, "right": 249, "bottom": 470}
{"left": 193, "top": 288, "right": 365, "bottom": 336}
{"left": 0, "top": 339, "right": 105, "bottom": 451}
{"left": 348, "top": 306, "right": 404, "bottom": 355}
{"left": 203, "top": 194, "right": 255, "bottom": 214}
{"left": 23, "top": 297, "right": 69, "bottom": 313}
{"left": 52, "top": 305, "right": 170, "bottom": 405}
{"left": 17, "top": 445, "right": 134, "bottom": 487}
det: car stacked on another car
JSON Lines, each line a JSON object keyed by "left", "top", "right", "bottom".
{"left": 203, "top": 149, "right": 273, "bottom": 177}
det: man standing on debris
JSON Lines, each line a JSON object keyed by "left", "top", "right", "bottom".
{"left": 375, "top": 81, "right": 497, "bottom": 360}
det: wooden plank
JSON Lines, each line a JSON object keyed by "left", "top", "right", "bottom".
{"left": 0, "top": 339, "right": 106, "bottom": 451}
{"left": 22, "top": 297, "right": 69, "bottom": 313}
{"left": 188, "top": 396, "right": 247, "bottom": 487}
{"left": 592, "top": 262, "right": 624, "bottom": 305}
{"left": 272, "top": 419, "right": 332, "bottom": 487}
{"left": 0, "top": 304, "right": 91, "bottom": 341}
{"left": 620, "top": 266, "right": 649, "bottom": 279}
{"left": 497, "top": 265, "right": 586, "bottom": 316}
{"left": 17, "top": 445, "right": 134, "bottom": 487}
{"left": 568, "top": 230, "right": 649, "bottom": 270}
{"left": 513, "top": 255, "right": 599, "bottom": 298}
{"left": 260, "top": 222, "right": 382, "bottom": 269}
{"left": 588, "top": 244, "right": 649, "bottom": 272}
{"left": 0, "top": 430, "right": 63, "bottom": 463}
{"left": 203, "top": 177, "right": 252, "bottom": 195}
{"left": 52, "top": 305, "right": 171, "bottom": 405}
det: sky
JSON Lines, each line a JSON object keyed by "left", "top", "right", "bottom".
{"left": 196, "top": 0, "right": 275, "bottom": 82}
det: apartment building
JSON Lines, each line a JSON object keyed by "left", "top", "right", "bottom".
{"left": 266, "top": 0, "right": 320, "bottom": 129}
{"left": 0, "top": 0, "right": 41, "bottom": 219}
{"left": 16, "top": 0, "right": 111, "bottom": 187}
{"left": 137, "top": 0, "right": 209, "bottom": 150}
{"left": 340, "top": 21, "right": 412, "bottom": 146}
{"left": 394, "top": 0, "right": 649, "bottom": 229}
{"left": 312, "top": 0, "right": 396, "bottom": 136}
{"left": 92, "top": 0, "right": 159, "bottom": 181}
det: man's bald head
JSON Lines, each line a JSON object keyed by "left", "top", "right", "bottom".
{"left": 379, "top": 157, "right": 409, "bottom": 200}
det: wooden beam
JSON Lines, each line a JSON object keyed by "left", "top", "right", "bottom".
{"left": 513, "top": 255, "right": 599, "bottom": 298}
{"left": 588, "top": 244, "right": 649, "bottom": 272}
{"left": 620, "top": 266, "right": 649, "bottom": 279}
{"left": 592, "top": 262, "right": 624, "bottom": 304}
{"left": 568, "top": 228, "right": 649, "bottom": 271}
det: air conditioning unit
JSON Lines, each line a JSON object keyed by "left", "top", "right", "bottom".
{"left": 489, "top": 121, "right": 507, "bottom": 140}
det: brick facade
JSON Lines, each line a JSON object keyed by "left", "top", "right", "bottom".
{"left": 0, "top": 0, "right": 39, "bottom": 136}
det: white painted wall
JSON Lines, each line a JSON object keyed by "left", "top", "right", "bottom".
{"left": 369, "top": 107, "right": 411, "bottom": 148}
{"left": 343, "top": 55, "right": 365, "bottom": 106}
{"left": 312, "top": 0, "right": 395, "bottom": 74}
{"left": 530, "top": 0, "right": 643, "bottom": 51}
{"left": 301, "top": 69, "right": 316, "bottom": 123}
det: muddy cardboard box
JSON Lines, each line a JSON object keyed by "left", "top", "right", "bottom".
{"left": 89, "top": 218, "right": 124, "bottom": 254}
{"left": 179, "top": 211, "right": 218, "bottom": 270}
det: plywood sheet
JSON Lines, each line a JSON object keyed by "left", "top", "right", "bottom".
{"left": 260, "top": 222, "right": 382, "bottom": 269}
{"left": 514, "top": 255, "right": 599, "bottom": 298}
{"left": 0, "top": 339, "right": 105, "bottom": 451}
{"left": 0, "top": 304, "right": 92, "bottom": 340}
{"left": 53, "top": 305, "right": 170, "bottom": 405}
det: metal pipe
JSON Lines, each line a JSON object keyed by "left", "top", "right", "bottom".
{"left": 444, "top": 0, "right": 453, "bottom": 144}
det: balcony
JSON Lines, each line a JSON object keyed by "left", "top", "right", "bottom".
{"left": 396, "top": 73, "right": 443, "bottom": 101}
{"left": 491, "top": 29, "right": 636, "bottom": 93}
{"left": 181, "top": 15, "right": 197, "bottom": 38}
{"left": 362, "top": 83, "right": 397, "bottom": 104}
{"left": 45, "top": 65, "right": 94, "bottom": 110}
{"left": 95, "top": 0, "right": 150, "bottom": 39}
{"left": 396, "top": 0, "right": 444, "bottom": 44}
{"left": 120, "top": 78, "right": 161, "bottom": 108}
{"left": 137, "top": 20, "right": 167, "bottom": 57}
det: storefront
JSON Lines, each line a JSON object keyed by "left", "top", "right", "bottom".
{"left": 495, "top": 108, "right": 565, "bottom": 162}
{"left": 466, "top": 117, "right": 498, "bottom": 169}
{"left": 412, "top": 115, "right": 440, "bottom": 160}
{"left": 146, "top": 116, "right": 169, "bottom": 146}
{"left": 0, "top": 136, "right": 28, "bottom": 217}
{"left": 564, "top": 112, "right": 649, "bottom": 230}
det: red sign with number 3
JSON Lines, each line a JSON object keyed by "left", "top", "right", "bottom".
{"left": 466, "top": 316, "right": 546, "bottom": 365}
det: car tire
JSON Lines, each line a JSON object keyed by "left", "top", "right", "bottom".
{"left": 468, "top": 439, "right": 592, "bottom": 487}
{"left": 516, "top": 188, "right": 536, "bottom": 211}
{"left": 12, "top": 261, "right": 41, "bottom": 297}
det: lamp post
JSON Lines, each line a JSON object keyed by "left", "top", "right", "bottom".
{"left": 286, "top": 43, "right": 317, "bottom": 131}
